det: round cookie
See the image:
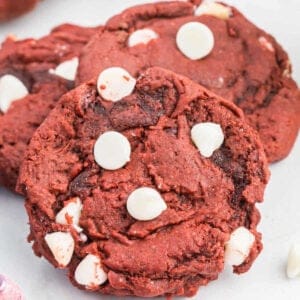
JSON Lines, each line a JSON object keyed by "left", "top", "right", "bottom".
{"left": 0, "top": 0, "right": 39, "bottom": 21}
{"left": 18, "top": 67, "right": 269, "bottom": 297}
{"left": 0, "top": 24, "right": 98, "bottom": 191}
{"left": 77, "top": 1, "right": 300, "bottom": 162}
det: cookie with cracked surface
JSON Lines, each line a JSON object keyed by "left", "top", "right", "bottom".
{"left": 0, "top": 0, "right": 39, "bottom": 21}
{"left": 0, "top": 24, "right": 98, "bottom": 191}
{"left": 77, "top": 1, "right": 300, "bottom": 162}
{"left": 17, "top": 67, "right": 269, "bottom": 297}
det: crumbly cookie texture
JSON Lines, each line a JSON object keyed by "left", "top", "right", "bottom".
{"left": 0, "top": 24, "right": 98, "bottom": 191}
{"left": 18, "top": 67, "right": 269, "bottom": 298}
{"left": 77, "top": 1, "right": 300, "bottom": 162}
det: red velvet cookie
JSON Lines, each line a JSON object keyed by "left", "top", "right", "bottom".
{"left": 0, "top": 0, "right": 39, "bottom": 21}
{"left": 0, "top": 24, "right": 98, "bottom": 191}
{"left": 77, "top": 1, "right": 300, "bottom": 162}
{"left": 18, "top": 67, "right": 269, "bottom": 298}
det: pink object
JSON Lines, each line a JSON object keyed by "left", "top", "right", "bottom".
{"left": 0, "top": 275, "right": 24, "bottom": 300}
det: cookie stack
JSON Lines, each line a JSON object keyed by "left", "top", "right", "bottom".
{"left": 0, "top": 1, "right": 299, "bottom": 299}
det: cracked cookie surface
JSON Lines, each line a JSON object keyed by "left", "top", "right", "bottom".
{"left": 18, "top": 67, "right": 269, "bottom": 297}
{"left": 77, "top": 1, "right": 300, "bottom": 162}
{"left": 0, "top": 24, "right": 97, "bottom": 191}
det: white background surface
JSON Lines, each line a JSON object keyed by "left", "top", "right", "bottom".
{"left": 0, "top": 1, "right": 299, "bottom": 299}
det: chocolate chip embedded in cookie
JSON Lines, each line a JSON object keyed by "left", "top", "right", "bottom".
{"left": 77, "top": 1, "right": 300, "bottom": 162}
{"left": 0, "top": 0, "right": 39, "bottom": 21}
{"left": 0, "top": 24, "right": 98, "bottom": 191}
{"left": 17, "top": 67, "right": 269, "bottom": 297}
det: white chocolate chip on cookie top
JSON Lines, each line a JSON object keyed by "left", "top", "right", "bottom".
{"left": 258, "top": 36, "right": 275, "bottom": 52}
{"left": 75, "top": 254, "right": 107, "bottom": 287}
{"left": 128, "top": 29, "right": 158, "bottom": 47}
{"left": 195, "top": 2, "right": 232, "bottom": 20}
{"left": 49, "top": 57, "right": 79, "bottom": 81}
{"left": 97, "top": 67, "right": 136, "bottom": 102}
{"left": 176, "top": 22, "right": 214, "bottom": 60}
{"left": 55, "top": 197, "right": 83, "bottom": 231}
{"left": 225, "top": 227, "right": 255, "bottom": 266}
{"left": 94, "top": 131, "right": 131, "bottom": 170}
{"left": 127, "top": 187, "right": 167, "bottom": 221}
{"left": 191, "top": 122, "right": 224, "bottom": 158}
{"left": 0, "top": 75, "right": 28, "bottom": 113}
{"left": 44, "top": 232, "right": 74, "bottom": 268}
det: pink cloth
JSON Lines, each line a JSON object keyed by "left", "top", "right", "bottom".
{"left": 0, "top": 275, "right": 24, "bottom": 300}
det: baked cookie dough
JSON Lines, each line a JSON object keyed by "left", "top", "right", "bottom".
{"left": 0, "top": 0, "right": 39, "bottom": 21}
{"left": 0, "top": 24, "right": 97, "bottom": 191}
{"left": 18, "top": 67, "right": 269, "bottom": 297}
{"left": 77, "top": 1, "right": 300, "bottom": 162}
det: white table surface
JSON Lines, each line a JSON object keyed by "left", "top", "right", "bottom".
{"left": 0, "top": 1, "right": 299, "bottom": 299}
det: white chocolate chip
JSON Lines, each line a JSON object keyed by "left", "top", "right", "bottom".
{"left": 176, "top": 22, "right": 214, "bottom": 60}
{"left": 258, "top": 36, "right": 274, "bottom": 52}
{"left": 80, "top": 233, "right": 88, "bottom": 243}
{"left": 225, "top": 227, "right": 255, "bottom": 266}
{"left": 0, "top": 75, "right": 28, "bottom": 113}
{"left": 195, "top": 2, "right": 232, "bottom": 20}
{"left": 127, "top": 187, "right": 167, "bottom": 221}
{"left": 44, "top": 232, "right": 74, "bottom": 268}
{"left": 49, "top": 57, "right": 79, "bottom": 80}
{"left": 283, "top": 68, "right": 291, "bottom": 78}
{"left": 73, "top": 224, "right": 83, "bottom": 233}
{"left": 283, "top": 60, "right": 291, "bottom": 78}
{"left": 191, "top": 122, "right": 224, "bottom": 158}
{"left": 75, "top": 254, "right": 107, "bottom": 287}
{"left": 128, "top": 29, "right": 158, "bottom": 47}
{"left": 94, "top": 131, "right": 131, "bottom": 170}
{"left": 55, "top": 197, "right": 82, "bottom": 230}
{"left": 286, "top": 243, "right": 300, "bottom": 279}
{"left": 97, "top": 67, "right": 136, "bottom": 102}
